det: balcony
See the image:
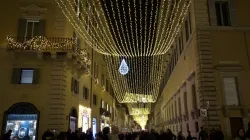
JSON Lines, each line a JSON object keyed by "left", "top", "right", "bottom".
{"left": 6, "top": 36, "right": 91, "bottom": 74}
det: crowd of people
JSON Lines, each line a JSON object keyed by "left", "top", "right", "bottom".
{"left": 2, "top": 124, "right": 250, "bottom": 140}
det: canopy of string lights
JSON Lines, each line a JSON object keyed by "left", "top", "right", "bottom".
{"left": 55, "top": 0, "right": 191, "bottom": 57}
{"left": 55, "top": 0, "right": 191, "bottom": 128}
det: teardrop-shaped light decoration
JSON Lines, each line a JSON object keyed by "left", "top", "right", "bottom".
{"left": 119, "top": 59, "right": 129, "bottom": 75}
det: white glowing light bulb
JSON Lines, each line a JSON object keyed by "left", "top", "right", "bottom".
{"left": 119, "top": 59, "right": 129, "bottom": 75}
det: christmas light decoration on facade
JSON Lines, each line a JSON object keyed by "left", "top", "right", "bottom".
{"left": 6, "top": 36, "right": 91, "bottom": 73}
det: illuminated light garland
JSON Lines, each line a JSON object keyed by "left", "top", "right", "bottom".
{"left": 55, "top": 0, "right": 191, "bottom": 56}
{"left": 162, "top": 0, "right": 191, "bottom": 54}
{"left": 104, "top": 54, "right": 166, "bottom": 103}
{"left": 6, "top": 36, "right": 91, "bottom": 72}
{"left": 157, "top": 0, "right": 191, "bottom": 55}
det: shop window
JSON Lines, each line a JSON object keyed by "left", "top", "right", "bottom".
{"left": 83, "top": 87, "right": 88, "bottom": 100}
{"left": 223, "top": 77, "right": 239, "bottom": 105}
{"left": 215, "top": 1, "right": 231, "bottom": 26}
{"left": 93, "top": 94, "right": 97, "bottom": 105}
{"left": 4, "top": 103, "right": 39, "bottom": 140}
{"left": 71, "top": 77, "right": 79, "bottom": 94}
{"left": 11, "top": 68, "right": 40, "bottom": 84}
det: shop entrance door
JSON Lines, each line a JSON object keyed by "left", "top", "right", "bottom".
{"left": 92, "top": 118, "right": 97, "bottom": 138}
{"left": 230, "top": 117, "right": 243, "bottom": 138}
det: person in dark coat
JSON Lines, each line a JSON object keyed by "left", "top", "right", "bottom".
{"left": 3, "top": 130, "right": 12, "bottom": 140}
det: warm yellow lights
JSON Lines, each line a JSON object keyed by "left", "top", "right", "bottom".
{"left": 104, "top": 55, "right": 166, "bottom": 103}
{"left": 78, "top": 105, "right": 91, "bottom": 129}
{"left": 53, "top": 0, "right": 192, "bottom": 126}
{"left": 54, "top": 0, "right": 191, "bottom": 57}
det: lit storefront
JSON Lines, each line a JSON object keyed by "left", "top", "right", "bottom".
{"left": 2, "top": 103, "right": 39, "bottom": 140}
{"left": 100, "top": 109, "right": 111, "bottom": 131}
{"left": 78, "top": 105, "right": 91, "bottom": 133}
{"left": 69, "top": 108, "right": 78, "bottom": 132}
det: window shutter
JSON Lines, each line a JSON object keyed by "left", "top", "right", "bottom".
{"left": 228, "top": 0, "right": 237, "bottom": 26}
{"left": 38, "top": 20, "right": 46, "bottom": 36}
{"left": 32, "top": 68, "right": 40, "bottom": 84}
{"left": 77, "top": 38, "right": 81, "bottom": 48}
{"left": 18, "top": 19, "right": 27, "bottom": 37}
{"left": 71, "top": 77, "right": 74, "bottom": 92}
{"left": 208, "top": 0, "right": 217, "bottom": 26}
{"left": 76, "top": 81, "right": 79, "bottom": 94}
{"left": 11, "top": 68, "right": 21, "bottom": 84}
{"left": 223, "top": 77, "right": 239, "bottom": 105}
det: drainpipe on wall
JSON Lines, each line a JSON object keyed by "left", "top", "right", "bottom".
{"left": 244, "top": 32, "right": 250, "bottom": 68}
{"left": 90, "top": 48, "right": 94, "bottom": 122}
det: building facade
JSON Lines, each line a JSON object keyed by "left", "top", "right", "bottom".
{"left": 0, "top": 0, "right": 123, "bottom": 139}
{"left": 153, "top": 0, "right": 250, "bottom": 139}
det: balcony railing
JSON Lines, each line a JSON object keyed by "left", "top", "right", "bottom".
{"left": 6, "top": 36, "right": 91, "bottom": 73}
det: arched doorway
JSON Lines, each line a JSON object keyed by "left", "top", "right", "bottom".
{"left": 69, "top": 108, "right": 77, "bottom": 132}
{"left": 1, "top": 102, "right": 39, "bottom": 140}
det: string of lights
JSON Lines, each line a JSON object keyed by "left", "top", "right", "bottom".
{"left": 55, "top": 0, "right": 191, "bottom": 56}
{"left": 104, "top": 55, "right": 166, "bottom": 103}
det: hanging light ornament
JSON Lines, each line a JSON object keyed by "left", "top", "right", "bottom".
{"left": 119, "top": 59, "right": 129, "bottom": 75}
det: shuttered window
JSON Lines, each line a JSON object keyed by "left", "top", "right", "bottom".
{"left": 223, "top": 77, "right": 239, "bottom": 105}
{"left": 93, "top": 94, "right": 97, "bottom": 105}
{"left": 215, "top": 1, "right": 231, "bottom": 26}
{"left": 192, "top": 84, "right": 198, "bottom": 109}
{"left": 101, "top": 74, "right": 105, "bottom": 86}
{"left": 83, "top": 87, "right": 88, "bottom": 99}
{"left": 178, "top": 97, "right": 181, "bottom": 116}
{"left": 11, "top": 68, "right": 40, "bottom": 84}
{"left": 18, "top": 19, "right": 46, "bottom": 38}
{"left": 71, "top": 77, "right": 79, "bottom": 94}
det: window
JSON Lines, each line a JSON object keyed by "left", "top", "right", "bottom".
{"left": 11, "top": 68, "right": 40, "bottom": 84}
{"left": 94, "top": 62, "right": 98, "bottom": 79}
{"left": 174, "top": 100, "right": 177, "bottom": 118}
{"left": 83, "top": 87, "right": 88, "bottom": 99}
{"left": 101, "top": 74, "right": 105, "bottom": 86}
{"left": 178, "top": 97, "right": 181, "bottom": 116}
{"left": 107, "top": 104, "right": 109, "bottom": 111}
{"left": 20, "top": 70, "right": 34, "bottom": 84}
{"left": 186, "top": 123, "right": 189, "bottom": 131}
{"left": 106, "top": 80, "right": 109, "bottom": 92}
{"left": 178, "top": 34, "right": 183, "bottom": 55}
{"left": 18, "top": 19, "right": 46, "bottom": 38}
{"left": 195, "top": 122, "right": 199, "bottom": 132}
{"left": 73, "top": 32, "right": 81, "bottom": 48}
{"left": 192, "top": 84, "right": 198, "bottom": 109}
{"left": 184, "top": 11, "right": 192, "bottom": 42}
{"left": 101, "top": 100, "right": 105, "bottom": 108}
{"left": 93, "top": 94, "right": 97, "bottom": 105}
{"left": 223, "top": 77, "right": 239, "bottom": 105}
{"left": 71, "top": 77, "right": 79, "bottom": 94}
{"left": 110, "top": 106, "right": 112, "bottom": 113}
{"left": 184, "top": 92, "right": 188, "bottom": 113}
{"left": 215, "top": 1, "right": 230, "bottom": 26}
